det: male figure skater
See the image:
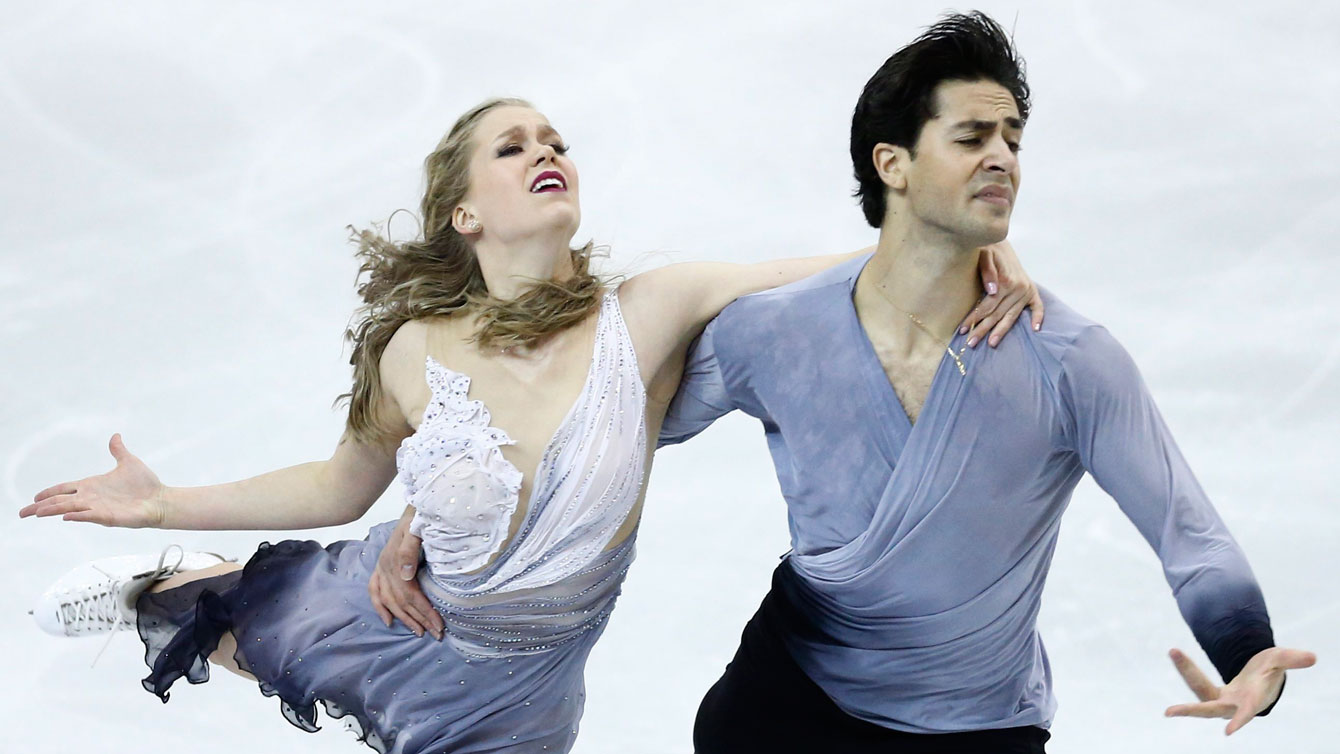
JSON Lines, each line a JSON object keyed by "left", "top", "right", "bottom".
{"left": 659, "top": 12, "right": 1315, "bottom": 753}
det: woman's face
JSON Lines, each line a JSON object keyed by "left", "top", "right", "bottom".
{"left": 461, "top": 105, "right": 580, "bottom": 244}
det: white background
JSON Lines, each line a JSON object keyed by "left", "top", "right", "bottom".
{"left": 3, "top": 1, "right": 1336, "bottom": 752}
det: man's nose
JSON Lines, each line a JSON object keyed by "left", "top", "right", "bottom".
{"left": 984, "top": 136, "right": 1016, "bottom": 173}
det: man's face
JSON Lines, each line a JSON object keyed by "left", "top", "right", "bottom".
{"left": 900, "top": 79, "right": 1022, "bottom": 247}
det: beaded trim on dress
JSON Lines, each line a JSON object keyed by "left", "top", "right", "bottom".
{"left": 397, "top": 289, "right": 648, "bottom": 657}
{"left": 394, "top": 289, "right": 646, "bottom": 595}
{"left": 395, "top": 357, "right": 526, "bottom": 576}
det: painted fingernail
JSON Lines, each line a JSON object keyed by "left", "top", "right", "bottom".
{"left": 967, "top": 336, "right": 978, "bottom": 347}
{"left": 959, "top": 325, "right": 968, "bottom": 335}
{"left": 989, "top": 336, "right": 999, "bottom": 347}
{"left": 1033, "top": 322, "right": 1041, "bottom": 331}
{"left": 986, "top": 282, "right": 998, "bottom": 295}
{"left": 400, "top": 564, "right": 414, "bottom": 579}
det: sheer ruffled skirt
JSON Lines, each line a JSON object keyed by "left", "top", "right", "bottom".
{"left": 135, "top": 521, "right": 604, "bottom": 754}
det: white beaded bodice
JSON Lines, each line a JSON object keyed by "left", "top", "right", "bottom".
{"left": 394, "top": 288, "right": 647, "bottom": 602}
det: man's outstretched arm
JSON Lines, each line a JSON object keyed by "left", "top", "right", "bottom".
{"left": 1058, "top": 324, "right": 1315, "bottom": 734}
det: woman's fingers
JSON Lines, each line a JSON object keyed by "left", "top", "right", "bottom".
{"left": 30, "top": 481, "right": 79, "bottom": 507}
{"left": 988, "top": 296, "right": 1030, "bottom": 347}
{"left": 30, "top": 496, "right": 90, "bottom": 518}
{"left": 108, "top": 433, "right": 131, "bottom": 462}
{"left": 966, "top": 290, "right": 1024, "bottom": 347}
{"left": 61, "top": 510, "right": 103, "bottom": 525}
{"left": 962, "top": 294, "right": 1000, "bottom": 344}
{"left": 977, "top": 247, "right": 1001, "bottom": 297}
{"left": 1028, "top": 286, "right": 1045, "bottom": 331}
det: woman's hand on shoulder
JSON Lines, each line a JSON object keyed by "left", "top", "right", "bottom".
{"left": 20, "top": 433, "right": 167, "bottom": 528}
{"left": 960, "top": 240, "right": 1046, "bottom": 348}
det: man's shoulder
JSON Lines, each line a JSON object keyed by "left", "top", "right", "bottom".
{"left": 1029, "top": 286, "right": 1138, "bottom": 388}
{"left": 1031, "top": 285, "right": 1112, "bottom": 351}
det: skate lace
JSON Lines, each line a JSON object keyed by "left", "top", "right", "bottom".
{"left": 76, "top": 545, "right": 187, "bottom": 666}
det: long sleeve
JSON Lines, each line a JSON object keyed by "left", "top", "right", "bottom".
{"left": 658, "top": 317, "right": 737, "bottom": 448}
{"left": 1058, "top": 325, "right": 1276, "bottom": 691}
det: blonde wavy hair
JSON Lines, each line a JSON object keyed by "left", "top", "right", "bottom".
{"left": 336, "top": 97, "right": 606, "bottom": 447}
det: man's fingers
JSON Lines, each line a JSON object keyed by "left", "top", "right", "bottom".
{"left": 385, "top": 593, "right": 425, "bottom": 637}
{"left": 369, "top": 578, "right": 395, "bottom": 628}
{"left": 1225, "top": 704, "right": 1256, "bottom": 735}
{"left": 397, "top": 532, "right": 422, "bottom": 580}
{"left": 383, "top": 575, "right": 441, "bottom": 639}
{"left": 1165, "top": 700, "right": 1235, "bottom": 719}
{"left": 1272, "top": 648, "right": 1318, "bottom": 670}
{"left": 409, "top": 588, "right": 444, "bottom": 638}
{"left": 1169, "top": 648, "right": 1219, "bottom": 702}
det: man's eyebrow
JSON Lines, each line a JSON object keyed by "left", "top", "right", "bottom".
{"left": 951, "top": 118, "right": 1024, "bottom": 132}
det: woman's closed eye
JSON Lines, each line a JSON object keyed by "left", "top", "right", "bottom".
{"left": 496, "top": 143, "right": 570, "bottom": 158}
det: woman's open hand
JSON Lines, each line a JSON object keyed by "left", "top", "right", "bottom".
{"left": 19, "top": 433, "right": 166, "bottom": 528}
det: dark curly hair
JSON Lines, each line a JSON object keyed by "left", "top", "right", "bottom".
{"left": 851, "top": 11, "right": 1030, "bottom": 227}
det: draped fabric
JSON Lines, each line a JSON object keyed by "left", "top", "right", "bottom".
{"left": 661, "top": 254, "right": 1273, "bottom": 733}
{"left": 137, "top": 288, "right": 648, "bottom": 754}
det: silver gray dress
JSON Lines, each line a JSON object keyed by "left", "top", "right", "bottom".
{"left": 137, "top": 289, "right": 647, "bottom": 754}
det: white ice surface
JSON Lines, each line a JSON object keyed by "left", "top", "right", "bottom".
{"left": 2, "top": 2, "right": 1337, "bottom": 752}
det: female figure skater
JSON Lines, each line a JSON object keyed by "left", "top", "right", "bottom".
{"left": 20, "top": 97, "right": 1043, "bottom": 754}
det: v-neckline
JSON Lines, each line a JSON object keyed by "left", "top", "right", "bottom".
{"left": 407, "top": 293, "right": 608, "bottom": 561}
{"left": 842, "top": 253, "right": 966, "bottom": 463}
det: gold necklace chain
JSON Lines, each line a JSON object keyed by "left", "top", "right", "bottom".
{"left": 872, "top": 283, "right": 968, "bottom": 376}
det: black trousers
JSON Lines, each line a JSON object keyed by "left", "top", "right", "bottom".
{"left": 694, "top": 563, "right": 1049, "bottom": 754}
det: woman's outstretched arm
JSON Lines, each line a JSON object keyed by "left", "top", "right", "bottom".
{"left": 19, "top": 425, "right": 400, "bottom": 531}
{"left": 19, "top": 327, "right": 416, "bottom": 531}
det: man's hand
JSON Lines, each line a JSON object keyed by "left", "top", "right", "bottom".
{"left": 369, "top": 507, "right": 443, "bottom": 640}
{"left": 1164, "top": 646, "right": 1316, "bottom": 735}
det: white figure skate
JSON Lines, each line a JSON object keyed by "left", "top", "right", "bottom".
{"left": 32, "top": 545, "right": 232, "bottom": 638}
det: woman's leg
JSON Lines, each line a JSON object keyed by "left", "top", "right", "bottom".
{"left": 146, "top": 562, "right": 254, "bottom": 679}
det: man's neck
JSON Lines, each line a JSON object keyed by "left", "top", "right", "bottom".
{"left": 854, "top": 221, "right": 984, "bottom": 351}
